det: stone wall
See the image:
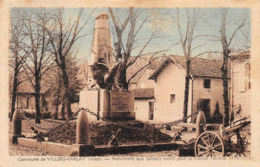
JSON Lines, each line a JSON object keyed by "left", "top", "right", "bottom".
{"left": 154, "top": 63, "right": 192, "bottom": 123}
{"left": 231, "top": 59, "right": 251, "bottom": 117}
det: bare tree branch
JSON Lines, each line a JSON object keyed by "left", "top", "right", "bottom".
{"left": 228, "top": 17, "right": 247, "bottom": 47}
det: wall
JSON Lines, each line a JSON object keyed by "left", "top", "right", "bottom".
{"left": 128, "top": 69, "right": 156, "bottom": 90}
{"left": 192, "top": 78, "right": 231, "bottom": 122}
{"left": 79, "top": 90, "right": 100, "bottom": 121}
{"left": 134, "top": 99, "right": 154, "bottom": 122}
{"left": 231, "top": 59, "right": 251, "bottom": 117}
{"left": 16, "top": 94, "right": 49, "bottom": 112}
{"left": 128, "top": 83, "right": 137, "bottom": 90}
{"left": 136, "top": 69, "right": 156, "bottom": 89}
{"left": 154, "top": 63, "right": 192, "bottom": 123}
{"left": 17, "top": 94, "right": 35, "bottom": 111}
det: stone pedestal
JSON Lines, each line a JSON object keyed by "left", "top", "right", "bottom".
{"left": 103, "top": 90, "right": 135, "bottom": 120}
{"left": 11, "top": 110, "right": 25, "bottom": 144}
{"left": 70, "top": 144, "right": 94, "bottom": 156}
{"left": 79, "top": 89, "right": 135, "bottom": 120}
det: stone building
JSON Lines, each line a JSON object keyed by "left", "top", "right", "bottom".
{"left": 147, "top": 55, "right": 231, "bottom": 123}
{"left": 126, "top": 56, "right": 163, "bottom": 121}
{"left": 127, "top": 55, "right": 162, "bottom": 90}
{"left": 16, "top": 80, "right": 50, "bottom": 113}
{"left": 133, "top": 88, "right": 155, "bottom": 121}
{"left": 229, "top": 51, "right": 251, "bottom": 118}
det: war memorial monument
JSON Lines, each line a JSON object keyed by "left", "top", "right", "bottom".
{"left": 79, "top": 12, "right": 135, "bottom": 121}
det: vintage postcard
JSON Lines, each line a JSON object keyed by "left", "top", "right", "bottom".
{"left": 0, "top": 0, "right": 260, "bottom": 166}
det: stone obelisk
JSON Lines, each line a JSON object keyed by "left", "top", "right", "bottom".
{"left": 80, "top": 12, "right": 135, "bottom": 121}
{"left": 87, "top": 12, "right": 114, "bottom": 88}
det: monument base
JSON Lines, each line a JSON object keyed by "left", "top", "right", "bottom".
{"left": 103, "top": 112, "right": 135, "bottom": 120}
{"left": 79, "top": 89, "right": 136, "bottom": 121}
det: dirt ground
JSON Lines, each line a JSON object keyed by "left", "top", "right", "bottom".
{"left": 9, "top": 119, "right": 180, "bottom": 156}
{"left": 9, "top": 119, "right": 251, "bottom": 157}
{"left": 48, "top": 120, "right": 174, "bottom": 145}
{"left": 9, "top": 119, "right": 174, "bottom": 145}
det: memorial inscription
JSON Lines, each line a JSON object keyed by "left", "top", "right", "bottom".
{"left": 110, "top": 92, "right": 132, "bottom": 112}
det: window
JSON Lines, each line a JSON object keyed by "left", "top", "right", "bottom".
{"left": 203, "top": 79, "right": 211, "bottom": 89}
{"left": 245, "top": 63, "right": 251, "bottom": 90}
{"left": 170, "top": 94, "right": 176, "bottom": 103}
{"left": 26, "top": 97, "right": 30, "bottom": 109}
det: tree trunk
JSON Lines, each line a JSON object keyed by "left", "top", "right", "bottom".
{"left": 54, "top": 88, "right": 61, "bottom": 120}
{"left": 59, "top": 56, "right": 72, "bottom": 118}
{"left": 222, "top": 50, "right": 230, "bottom": 127}
{"left": 61, "top": 97, "right": 65, "bottom": 119}
{"left": 117, "top": 62, "right": 128, "bottom": 90}
{"left": 61, "top": 68, "right": 72, "bottom": 118}
{"left": 220, "top": 10, "right": 230, "bottom": 127}
{"left": 54, "top": 76, "right": 62, "bottom": 119}
{"left": 54, "top": 97, "right": 59, "bottom": 119}
{"left": 10, "top": 68, "right": 19, "bottom": 121}
{"left": 182, "top": 60, "right": 190, "bottom": 123}
{"left": 35, "top": 80, "right": 41, "bottom": 124}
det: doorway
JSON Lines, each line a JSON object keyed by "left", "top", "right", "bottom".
{"left": 148, "top": 101, "right": 154, "bottom": 120}
{"left": 197, "top": 99, "right": 211, "bottom": 121}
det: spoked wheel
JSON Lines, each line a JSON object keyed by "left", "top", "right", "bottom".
{"left": 226, "top": 132, "right": 250, "bottom": 157}
{"left": 195, "top": 131, "right": 224, "bottom": 157}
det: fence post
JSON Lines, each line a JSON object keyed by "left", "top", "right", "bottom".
{"left": 10, "top": 109, "right": 24, "bottom": 144}
{"left": 70, "top": 109, "right": 94, "bottom": 156}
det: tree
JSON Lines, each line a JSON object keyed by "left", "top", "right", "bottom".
{"left": 44, "top": 65, "right": 63, "bottom": 119}
{"left": 106, "top": 8, "right": 171, "bottom": 90}
{"left": 9, "top": 11, "right": 30, "bottom": 121}
{"left": 219, "top": 9, "right": 247, "bottom": 127}
{"left": 174, "top": 8, "right": 208, "bottom": 122}
{"left": 47, "top": 52, "right": 83, "bottom": 119}
{"left": 41, "top": 8, "right": 94, "bottom": 118}
{"left": 18, "top": 9, "right": 55, "bottom": 123}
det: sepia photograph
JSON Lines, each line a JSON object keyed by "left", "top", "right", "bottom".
{"left": 1, "top": 0, "right": 260, "bottom": 166}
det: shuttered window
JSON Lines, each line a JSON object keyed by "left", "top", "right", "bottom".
{"left": 245, "top": 63, "right": 251, "bottom": 90}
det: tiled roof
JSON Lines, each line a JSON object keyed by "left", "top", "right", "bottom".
{"left": 149, "top": 55, "right": 231, "bottom": 80}
{"left": 127, "top": 56, "right": 163, "bottom": 83}
{"left": 77, "top": 55, "right": 163, "bottom": 85}
{"left": 229, "top": 50, "right": 250, "bottom": 60}
{"left": 133, "top": 88, "right": 154, "bottom": 100}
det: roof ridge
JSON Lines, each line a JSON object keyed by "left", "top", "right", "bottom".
{"left": 169, "top": 54, "right": 223, "bottom": 62}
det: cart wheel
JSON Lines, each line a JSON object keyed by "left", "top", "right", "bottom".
{"left": 195, "top": 131, "right": 224, "bottom": 157}
{"left": 226, "top": 132, "right": 250, "bottom": 157}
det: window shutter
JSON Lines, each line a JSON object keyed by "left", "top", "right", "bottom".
{"left": 245, "top": 63, "right": 251, "bottom": 90}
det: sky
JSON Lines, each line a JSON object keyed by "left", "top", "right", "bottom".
{"left": 13, "top": 8, "right": 251, "bottom": 63}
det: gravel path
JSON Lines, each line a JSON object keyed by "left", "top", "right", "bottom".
{"left": 104, "top": 150, "right": 179, "bottom": 157}
{"left": 9, "top": 143, "right": 59, "bottom": 156}
{"left": 9, "top": 143, "right": 178, "bottom": 156}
